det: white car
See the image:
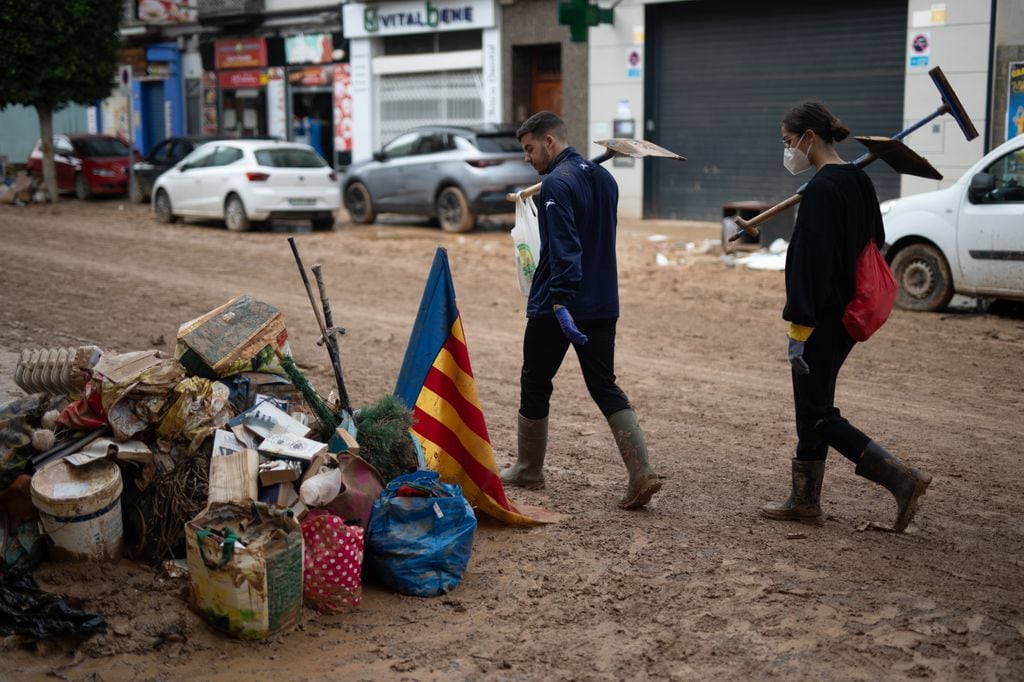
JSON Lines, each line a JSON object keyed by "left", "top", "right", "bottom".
{"left": 882, "top": 135, "right": 1024, "bottom": 311}
{"left": 152, "top": 140, "right": 340, "bottom": 232}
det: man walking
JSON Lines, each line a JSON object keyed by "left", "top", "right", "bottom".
{"left": 499, "top": 111, "right": 662, "bottom": 509}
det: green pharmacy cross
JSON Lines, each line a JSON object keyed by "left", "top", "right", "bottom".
{"left": 558, "top": 0, "right": 614, "bottom": 42}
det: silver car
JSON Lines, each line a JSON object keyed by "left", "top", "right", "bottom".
{"left": 343, "top": 125, "right": 540, "bottom": 233}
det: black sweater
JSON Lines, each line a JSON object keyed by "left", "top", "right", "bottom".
{"left": 783, "top": 163, "right": 885, "bottom": 328}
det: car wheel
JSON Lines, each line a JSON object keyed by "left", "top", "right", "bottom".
{"left": 74, "top": 173, "right": 92, "bottom": 201}
{"left": 436, "top": 186, "right": 475, "bottom": 233}
{"left": 345, "top": 182, "right": 376, "bottom": 224}
{"left": 224, "top": 194, "right": 253, "bottom": 232}
{"left": 130, "top": 181, "right": 147, "bottom": 204}
{"left": 153, "top": 190, "right": 177, "bottom": 224}
{"left": 312, "top": 215, "right": 336, "bottom": 232}
{"left": 890, "top": 242, "right": 954, "bottom": 312}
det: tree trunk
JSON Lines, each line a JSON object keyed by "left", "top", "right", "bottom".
{"left": 36, "top": 103, "right": 58, "bottom": 204}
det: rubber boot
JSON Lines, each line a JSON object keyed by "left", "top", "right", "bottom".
{"left": 607, "top": 409, "right": 662, "bottom": 509}
{"left": 760, "top": 459, "right": 825, "bottom": 523}
{"left": 855, "top": 441, "right": 932, "bottom": 533}
{"left": 499, "top": 414, "right": 547, "bottom": 489}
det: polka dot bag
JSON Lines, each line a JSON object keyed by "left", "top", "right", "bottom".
{"left": 300, "top": 509, "right": 365, "bottom": 612}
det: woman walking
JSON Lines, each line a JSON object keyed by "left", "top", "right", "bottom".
{"left": 760, "top": 102, "right": 932, "bottom": 533}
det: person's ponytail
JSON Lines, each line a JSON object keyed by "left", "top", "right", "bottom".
{"left": 829, "top": 118, "right": 851, "bottom": 143}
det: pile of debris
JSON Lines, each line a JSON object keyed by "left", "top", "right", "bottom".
{"left": 0, "top": 172, "right": 45, "bottom": 206}
{"left": 0, "top": 290, "right": 477, "bottom": 644}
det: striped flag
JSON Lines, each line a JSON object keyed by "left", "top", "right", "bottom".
{"left": 395, "top": 248, "right": 549, "bottom": 525}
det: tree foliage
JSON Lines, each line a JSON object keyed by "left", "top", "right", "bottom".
{"left": 0, "top": 0, "right": 124, "bottom": 112}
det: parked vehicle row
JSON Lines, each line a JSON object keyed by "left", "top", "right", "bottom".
{"left": 22, "top": 127, "right": 1023, "bottom": 308}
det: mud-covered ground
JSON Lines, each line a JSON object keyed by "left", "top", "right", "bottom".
{"left": 1, "top": 199, "right": 1022, "bottom": 681}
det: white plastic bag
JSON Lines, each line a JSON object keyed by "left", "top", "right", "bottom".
{"left": 300, "top": 465, "right": 343, "bottom": 507}
{"left": 510, "top": 194, "right": 541, "bottom": 296}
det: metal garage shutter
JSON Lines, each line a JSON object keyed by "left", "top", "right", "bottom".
{"left": 644, "top": 0, "right": 907, "bottom": 220}
{"left": 377, "top": 70, "right": 484, "bottom": 145}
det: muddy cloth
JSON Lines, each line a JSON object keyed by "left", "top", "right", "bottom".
{"left": 0, "top": 569, "right": 107, "bottom": 638}
{"left": 784, "top": 163, "right": 883, "bottom": 462}
{"left": 526, "top": 146, "right": 620, "bottom": 320}
{"left": 783, "top": 163, "right": 885, "bottom": 328}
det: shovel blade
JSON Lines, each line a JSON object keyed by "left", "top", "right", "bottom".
{"left": 855, "top": 136, "right": 943, "bottom": 180}
{"left": 594, "top": 138, "right": 686, "bottom": 161}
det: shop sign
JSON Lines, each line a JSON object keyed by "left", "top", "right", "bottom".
{"left": 333, "top": 64, "right": 353, "bottom": 152}
{"left": 219, "top": 70, "right": 264, "bottom": 89}
{"left": 119, "top": 47, "right": 147, "bottom": 77}
{"left": 1008, "top": 61, "right": 1024, "bottom": 141}
{"left": 215, "top": 38, "right": 268, "bottom": 70}
{"left": 147, "top": 62, "right": 171, "bottom": 78}
{"left": 289, "top": 66, "right": 333, "bottom": 87}
{"left": 343, "top": 0, "right": 494, "bottom": 38}
{"left": 286, "top": 34, "right": 333, "bottom": 65}
{"left": 137, "top": 0, "right": 197, "bottom": 23}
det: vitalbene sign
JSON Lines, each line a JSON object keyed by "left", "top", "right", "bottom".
{"left": 343, "top": 0, "right": 495, "bottom": 38}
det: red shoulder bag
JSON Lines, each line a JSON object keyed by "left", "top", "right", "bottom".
{"left": 842, "top": 241, "right": 898, "bottom": 342}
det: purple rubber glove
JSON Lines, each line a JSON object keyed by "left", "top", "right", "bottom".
{"left": 555, "top": 306, "right": 588, "bottom": 345}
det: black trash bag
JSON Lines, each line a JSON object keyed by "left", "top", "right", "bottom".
{"left": 0, "top": 568, "right": 106, "bottom": 639}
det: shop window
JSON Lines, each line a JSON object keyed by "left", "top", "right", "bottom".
{"left": 437, "top": 30, "right": 479, "bottom": 52}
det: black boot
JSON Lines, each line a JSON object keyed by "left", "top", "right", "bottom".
{"left": 760, "top": 459, "right": 825, "bottom": 523}
{"left": 855, "top": 441, "right": 931, "bottom": 532}
{"left": 499, "top": 414, "right": 547, "bottom": 489}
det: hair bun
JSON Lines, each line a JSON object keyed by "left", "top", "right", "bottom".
{"left": 830, "top": 118, "right": 851, "bottom": 143}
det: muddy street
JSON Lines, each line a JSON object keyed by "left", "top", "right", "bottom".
{"left": 1, "top": 200, "right": 1023, "bottom": 680}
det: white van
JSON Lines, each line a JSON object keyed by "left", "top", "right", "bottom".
{"left": 882, "top": 135, "right": 1024, "bottom": 311}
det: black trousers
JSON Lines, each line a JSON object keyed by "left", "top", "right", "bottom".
{"left": 792, "top": 318, "right": 871, "bottom": 462}
{"left": 519, "top": 317, "right": 631, "bottom": 420}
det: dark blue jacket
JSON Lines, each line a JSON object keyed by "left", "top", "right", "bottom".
{"left": 527, "top": 147, "right": 620, "bottom": 320}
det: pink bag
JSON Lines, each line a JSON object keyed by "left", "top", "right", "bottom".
{"left": 842, "top": 241, "right": 898, "bottom": 342}
{"left": 300, "top": 510, "right": 364, "bottom": 612}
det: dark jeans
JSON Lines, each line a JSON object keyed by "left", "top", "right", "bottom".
{"left": 520, "top": 317, "right": 631, "bottom": 420}
{"left": 792, "top": 318, "right": 871, "bottom": 462}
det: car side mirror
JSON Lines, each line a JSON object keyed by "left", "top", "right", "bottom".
{"left": 373, "top": 150, "right": 386, "bottom": 162}
{"left": 968, "top": 172, "right": 996, "bottom": 203}
{"left": 179, "top": 164, "right": 190, "bottom": 172}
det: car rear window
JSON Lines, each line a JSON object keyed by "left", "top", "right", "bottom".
{"left": 255, "top": 148, "right": 326, "bottom": 168}
{"left": 73, "top": 137, "right": 130, "bottom": 157}
{"left": 474, "top": 134, "right": 522, "bottom": 153}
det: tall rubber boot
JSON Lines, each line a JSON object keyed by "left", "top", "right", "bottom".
{"left": 607, "top": 409, "right": 662, "bottom": 509}
{"left": 760, "top": 459, "right": 825, "bottom": 523}
{"left": 499, "top": 414, "right": 547, "bottom": 489}
{"left": 855, "top": 441, "right": 932, "bottom": 533}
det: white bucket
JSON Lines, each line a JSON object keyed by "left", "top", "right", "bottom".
{"left": 30, "top": 458, "right": 124, "bottom": 561}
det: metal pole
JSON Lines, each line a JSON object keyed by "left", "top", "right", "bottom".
{"left": 127, "top": 85, "right": 136, "bottom": 201}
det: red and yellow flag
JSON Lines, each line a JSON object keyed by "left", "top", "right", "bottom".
{"left": 395, "top": 248, "right": 550, "bottom": 524}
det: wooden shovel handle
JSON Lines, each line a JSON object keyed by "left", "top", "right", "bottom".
{"left": 729, "top": 193, "right": 802, "bottom": 241}
{"left": 506, "top": 181, "right": 542, "bottom": 203}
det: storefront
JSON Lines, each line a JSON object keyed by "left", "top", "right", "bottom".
{"left": 342, "top": 0, "right": 502, "bottom": 163}
{"left": 214, "top": 38, "right": 270, "bottom": 138}
{"left": 285, "top": 33, "right": 344, "bottom": 166}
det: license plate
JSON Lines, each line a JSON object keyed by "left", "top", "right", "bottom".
{"left": 288, "top": 198, "right": 316, "bottom": 206}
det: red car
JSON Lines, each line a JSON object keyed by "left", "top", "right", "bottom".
{"left": 26, "top": 134, "right": 135, "bottom": 199}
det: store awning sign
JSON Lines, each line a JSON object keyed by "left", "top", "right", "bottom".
{"left": 343, "top": 0, "right": 495, "bottom": 38}
{"left": 215, "top": 38, "right": 268, "bottom": 70}
{"left": 218, "top": 70, "right": 263, "bottom": 89}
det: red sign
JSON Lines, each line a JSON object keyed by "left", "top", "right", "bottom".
{"left": 218, "top": 70, "right": 263, "bottom": 89}
{"left": 215, "top": 38, "right": 267, "bottom": 70}
{"left": 333, "top": 64, "right": 353, "bottom": 152}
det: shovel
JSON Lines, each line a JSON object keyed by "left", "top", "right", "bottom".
{"left": 507, "top": 138, "right": 686, "bottom": 202}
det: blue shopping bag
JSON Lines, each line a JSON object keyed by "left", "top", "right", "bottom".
{"left": 364, "top": 470, "right": 477, "bottom": 597}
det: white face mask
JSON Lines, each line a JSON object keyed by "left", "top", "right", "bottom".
{"left": 783, "top": 132, "right": 812, "bottom": 175}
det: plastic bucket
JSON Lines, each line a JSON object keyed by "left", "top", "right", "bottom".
{"left": 30, "top": 459, "right": 124, "bottom": 561}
